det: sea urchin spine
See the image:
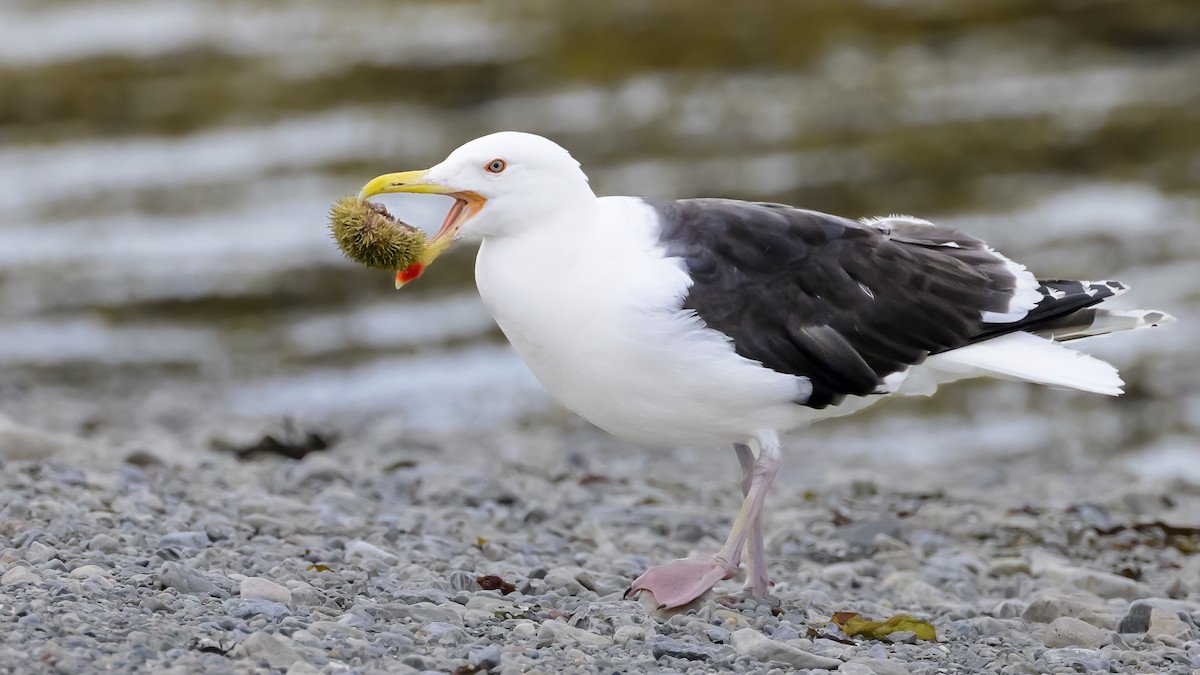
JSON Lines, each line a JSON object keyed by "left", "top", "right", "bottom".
{"left": 328, "top": 196, "right": 427, "bottom": 271}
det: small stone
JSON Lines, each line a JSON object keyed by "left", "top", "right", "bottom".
{"left": 2, "top": 566, "right": 39, "bottom": 586}
{"left": 86, "top": 533, "right": 120, "bottom": 553}
{"left": 820, "top": 562, "right": 859, "bottom": 586}
{"left": 422, "top": 621, "right": 467, "bottom": 644}
{"left": 841, "top": 658, "right": 911, "bottom": 675}
{"left": 0, "top": 416, "right": 74, "bottom": 459}
{"left": 988, "top": 557, "right": 1031, "bottom": 576}
{"left": 240, "top": 514, "right": 299, "bottom": 537}
{"left": 1178, "top": 554, "right": 1200, "bottom": 594}
{"left": 158, "top": 563, "right": 220, "bottom": 596}
{"left": 537, "top": 620, "right": 613, "bottom": 648}
{"left": 543, "top": 568, "right": 589, "bottom": 595}
{"left": 286, "top": 662, "right": 323, "bottom": 675}
{"left": 880, "top": 571, "right": 952, "bottom": 606}
{"left": 401, "top": 655, "right": 431, "bottom": 670}
{"left": 309, "top": 620, "right": 366, "bottom": 639}
{"left": 713, "top": 609, "right": 751, "bottom": 629}
{"left": 240, "top": 577, "right": 292, "bottom": 605}
{"left": 68, "top": 565, "right": 110, "bottom": 580}
{"left": 1040, "top": 564, "right": 1144, "bottom": 601}
{"left": 393, "top": 602, "right": 463, "bottom": 625}
{"left": 511, "top": 622, "right": 537, "bottom": 639}
{"left": 872, "top": 533, "right": 910, "bottom": 552}
{"left": 992, "top": 599, "right": 1026, "bottom": 619}
{"left": 223, "top": 598, "right": 291, "bottom": 620}
{"left": 234, "top": 632, "right": 307, "bottom": 670}
{"left": 731, "top": 628, "right": 841, "bottom": 670}
{"left": 345, "top": 540, "right": 398, "bottom": 564}
{"left": 1146, "top": 607, "right": 1194, "bottom": 643}
{"left": 1117, "top": 602, "right": 1152, "bottom": 633}
{"left": 1022, "top": 593, "right": 1112, "bottom": 628}
{"left": 885, "top": 630, "right": 918, "bottom": 644}
{"left": 966, "top": 617, "right": 1010, "bottom": 637}
{"left": 470, "top": 644, "right": 503, "bottom": 671}
{"left": 835, "top": 517, "right": 901, "bottom": 547}
{"left": 613, "top": 625, "right": 647, "bottom": 645}
{"left": 25, "top": 541, "right": 57, "bottom": 564}
{"left": 1040, "top": 647, "right": 1110, "bottom": 673}
{"left": 464, "top": 596, "right": 523, "bottom": 616}
{"left": 650, "top": 638, "right": 715, "bottom": 661}
{"left": 1044, "top": 617, "right": 1108, "bottom": 649}
{"left": 447, "top": 570, "right": 480, "bottom": 593}
{"left": 124, "top": 449, "right": 164, "bottom": 467}
{"left": 158, "top": 531, "right": 211, "bottom": 549}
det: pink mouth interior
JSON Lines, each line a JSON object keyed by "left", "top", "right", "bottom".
{"left": 435, "top": 198, "right": 469, "bottom": 239}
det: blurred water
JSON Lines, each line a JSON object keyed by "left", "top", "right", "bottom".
{"left": 0, "top": 0, "right": 1197, "bottom": 471}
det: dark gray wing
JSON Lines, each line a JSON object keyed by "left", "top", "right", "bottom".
{"left": 651, "top": 198, "right": 1119, "bottom": 409}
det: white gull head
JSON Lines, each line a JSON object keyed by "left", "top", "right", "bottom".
{"left": 427, "top": 131, "right": 595, "bottom": 240}
{"left": 357, "top": 132, "right": 597, "bottom": 286}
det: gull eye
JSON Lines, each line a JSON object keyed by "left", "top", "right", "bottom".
{"left": 484, "top": 158, "right": 506, "bottom": 174}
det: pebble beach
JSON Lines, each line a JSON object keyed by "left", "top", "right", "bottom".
{"left": 4, "top": 410, "right": 1200, "bottom": 674}
{"left": 2, "top": 1, "right": 1199, "bottom": 673}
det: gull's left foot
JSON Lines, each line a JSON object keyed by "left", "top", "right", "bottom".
{"left": 625, "top": 556, "right": 735, "bottom": 608}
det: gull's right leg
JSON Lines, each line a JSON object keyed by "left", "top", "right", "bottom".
{"left": 626, "top": 433, "right": 781, "bottom": 608}
{"left": 734, "top": 442, "right": 770, "bottom": 596}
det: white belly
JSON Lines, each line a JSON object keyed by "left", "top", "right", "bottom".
{"left": 473, "top": 197, "right": 809, "bottom": 447}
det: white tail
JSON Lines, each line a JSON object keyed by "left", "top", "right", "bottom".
{"left": 927, "top": 331, "right": 1125, "bottom": 395}
{"left": 1035, "top": 308, "right": 1176, "bottom": 342}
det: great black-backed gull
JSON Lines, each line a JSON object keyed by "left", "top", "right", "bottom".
{"left": 358, "top": 131, "right": 1173, "bottom": 608}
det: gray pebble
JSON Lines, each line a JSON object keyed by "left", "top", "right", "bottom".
{"left": 1039, "top": 564, "right": 1144, "bottom": 601}
{"left": 841, "top": 658, "right": 912, "bottom": 675}
{"left": 651, "top": 637, "right": 717, "bottom": 661}
{"left": 25, "top": 541, "right": 57, "bottom": 564}
{"left": 1118, "top": 602, "right": 1152, "bottom": 633}
{"left": 158, "top": 563, "right": 220, "bottom": 596}
{"left": 537, "top": 620, "right": 613, "bottom": 648}
{"left": 240, "top": 577, "right": 292, "bottom": 605}
{"left": 223, "top": 598, "right": 291, "bottom": 620}
{"left": 234, "top": 632, "right": 308, "bottom": 670}
{"left": 470, "top": 643, "right": 503, "bottom": 670}
{"left": 1044, "top": 616, "right": 1109, "bottom": 649}
{"left": 731, "top": 628, "right": 840, "bottom": 670}
{"left": 88, "top": 533, "right": 121, "bottom": 553}
{"left": 1037, "top": 647, "right": 1110, "bottom": 673}
{"left": 393, "top": 602, "right": 464, "bottom": 625}
{"left": 1, "top": 565, "right": 39, "bottom": 586}
{"left": 158, "top": 531, "right": 211, "bottom": 549}
{"left": 885, "top": 630, "right": 918, "bottom": 644}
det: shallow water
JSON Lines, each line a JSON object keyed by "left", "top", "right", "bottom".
{"left": 1, "top": 0, "right": 1197, "bottom": 474}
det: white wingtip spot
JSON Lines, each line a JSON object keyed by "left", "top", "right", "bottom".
{"left": 860, "top": 214, "right": 936, "bottom": 230}
{"left": 1077, "top": 280, "right": 1130, "bottom": 298}
{"left": 981, "top": 247, "right": 1041, "bottom": 324}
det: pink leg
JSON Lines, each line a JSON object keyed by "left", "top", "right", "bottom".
{"left": 734, "top": 443, "right": 770, "bottom": 595}
{"left": 627, "top": 434, "right": 781, "bottom": 608}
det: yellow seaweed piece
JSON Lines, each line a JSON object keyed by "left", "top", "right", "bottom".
{"left": 829, "top": 612, "right": 937, "bottom": 641}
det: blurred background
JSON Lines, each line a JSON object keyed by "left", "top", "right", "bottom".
{"left": 0, "top": 0, "right": 1197, "bottom": 483}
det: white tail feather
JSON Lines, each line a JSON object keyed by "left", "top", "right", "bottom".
{"left": 926, "top": 332, "right": 1124, "bottom": 396}
{"left": 1036, "top": 308, "right": 1177, "bottom": 342}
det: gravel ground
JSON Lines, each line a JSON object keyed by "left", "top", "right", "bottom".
{"left": 3, "top": 414, "right": 1200, "bottom": 674}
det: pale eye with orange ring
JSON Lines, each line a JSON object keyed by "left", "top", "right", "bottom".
{"left": 484, "top": 158, "right": 507, "bottom": 174}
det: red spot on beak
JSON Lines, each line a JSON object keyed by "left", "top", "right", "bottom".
{"left": 396, "top": 262, "right": 426, "bottom": 285}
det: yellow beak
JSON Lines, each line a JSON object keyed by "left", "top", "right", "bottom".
{"left": 357, "top": 169, "right": 485, "bottom": 289}
{"left": 358, "top": 169, "right": 452, "bottom": 200}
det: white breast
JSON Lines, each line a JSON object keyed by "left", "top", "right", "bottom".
{"left": 474, "top": 197, "right": 808, "bottom": 447}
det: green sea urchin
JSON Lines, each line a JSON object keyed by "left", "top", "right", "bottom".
{"left": 328, "top": 196, "right": 427, "bottom": 270}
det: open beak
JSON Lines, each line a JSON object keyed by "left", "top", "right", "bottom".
{"left": 358, "top": 169, "right": 486, "bottom": 288}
